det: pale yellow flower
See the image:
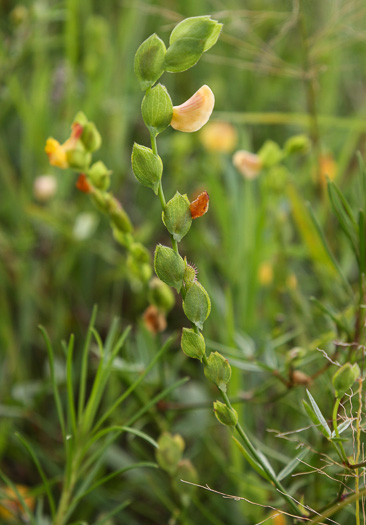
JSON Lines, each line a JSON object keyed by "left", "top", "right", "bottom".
{"left": 258, "top": 262, "right": 273, "bottom": 286}
{"left": 171, "top": 85, "right": 215, "bottom": 133}
{"left": 200, "top": 121, "right": 237, "bottom": 152}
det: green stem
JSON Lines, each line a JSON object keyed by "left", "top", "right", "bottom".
{"left": 332, "top": 397, "right": 348, "bottom": 462}
{"left": 220, "top": 391, "right": 300, "bottom": 516}
{"left": 308, "top": 487, "right": 366, "bottom": 524}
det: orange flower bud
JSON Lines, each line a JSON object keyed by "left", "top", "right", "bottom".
{"left": 233, "top": 150, "right": 263, "bottom": 179}
{"left": 143, "top": 304, "right": 167, "bottom": 334}
{"left": 171, "top": 85, "right": 215, "bottom": 133}
{"left": 76, "top": 173, "right": 93, "bottom": 194}
{"left": 190, "top": 191, "right": 209, "bottom": 219}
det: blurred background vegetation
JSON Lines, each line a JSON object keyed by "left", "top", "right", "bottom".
{"left": 1, "top": 0, "right": 366, "bottom": 523}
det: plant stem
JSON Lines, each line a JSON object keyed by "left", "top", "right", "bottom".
{"left": 219, "top": 391, "right": 301, "bottom": 516}
{"left": 332, "top": 398, "right": 348, "bottom": 462}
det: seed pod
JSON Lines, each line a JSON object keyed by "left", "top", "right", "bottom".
{"left": 181, "top": 327, "right": 206, "bottom": 361}
{"left": 148, "top": 277, "right": 175, "bottom": 313}
{"left": 87, "top": 161, "right": 111, "bottom": 191}
{"left": 163, "top": 191, "right": 192, "bottom": 241}
{"left": 332, "top": 363, "right": 360, "bottom": 398}
{"left": 131, "top": 143, "right": 163, "bottom": 194}
{"left": 66, "top": 148, "right": 92, "bottom": 171}
{"left": 154, "top": 245, "right": 185, "bottom": 292}
{"left": 213, "top": 400, "right": 238, "bottom": 426}
{"left": 172, "top": 459, "right": 198, "bottom": 507}
{"left": 204, "top": 351, "right": 231, "bottom": 392}
{"left": 141, "top": 84, "right": 173, "bottom": 135}
{"left": 182, "top": 281, "right": 211, "bottom": 330}
{"left": 81, "top": 122, "right": 102, "bottom": 152}
{"left": 171, "top": 85, "right": 215, "bottom": 133}
{"left": 155, "top": 432, "right": 185, "bottom": 475}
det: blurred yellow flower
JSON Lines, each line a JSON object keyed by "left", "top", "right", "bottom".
{"left": 171, "top": 85, "right": 215, "bottom": 133}
{"left": 319, "top": 153, "right": 337, "bottom": 189}
{"left": 258, "top": 262, "right": 273, "bottom": 286}
{"left": 233, "top": 150, "right": 263, "bottom": 179}
{"left": 268, "top": 511, "right": 287, "bottom": 525}
{"left": 200, "top": 121, "right": 237, "bottom": 152}
{"left": 0, "top": 485, "right": 35, "bottom": 522}
{"left": 45, "top": 122, "right": 83, "bottom": 169}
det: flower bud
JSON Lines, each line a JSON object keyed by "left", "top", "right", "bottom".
{"left": 291, "top": 370, "right": 312, "bottom": 386}
{"left": 163, "top": 191, "right": 192, "bottom": 241}
{"left": 87, "top": 161, "right": 111, "bottom": 191}
{"left": 143, "top": 304, "right": 167, "bottom": 334}
{"left": 233, "top": 150, "right": 262, "bottom": 180}
{"left": 171, "top": 85, "right": 215, "bottom": 133}
{"left": 154, "top": 245, "right": 185, "bottom": 292}
{"left": 66, "top": 148, "right": 92, "bottom": 170}
{"left": 182, "top": 281, "right": 211, "bottom": 330}
{"left": 165, "top": 16, "right": 222, "bottom": 73}
{"left": 76, "top": 173, "right": 93, "bottom": 194}
{"left": 148, "top": 277, "right": 175, "bottom": 313}
{"left": 213, "top": 400, "right": 238, "bottom": 426}
{"left": 141, "top": 84, "right": 173, "bottom": 135}
{"left": 81, "top": 122, "right": 102, "bottom": 152}
{"left": 181, "top": 327, "right": 206, "bottom": 361}
{"left": 172, "top": 459, "right": 198, "bottom": 507}
{"left": 204, "top": 351, "right": 231, "bottom": 392}
{"left": 33, "top": 174, "right": 57, "bottom": 202}
{"left": 109, "top": 205, "right": 132, "bottom": 233}
{"left": 73, "top": 111, "right": 89, "bottom": 126}
{"left": 332, "top": 363, "right": 360, "bottom": 398}
{"left": 130, "top": 242, "right": 151, "bottom": 264}
{"left": 156, "top": 432, "right": 185, "bottom": 475}
{"left": 190, "top": 191, "right": 209, "bottom": 219}
{"left": 200, "top": 121, "right": 237, "bottom": 153}
{"left": 258, "top": 140, "right": 283, "bottom": 168}
{"left": 284, "top": 134, "right": 310, "bottom": 156}
{"left": 131, "top": 143, "right": 163, "bottom": 194}
{"left": 134, "top": 33, "right": 166, "bottom": 90}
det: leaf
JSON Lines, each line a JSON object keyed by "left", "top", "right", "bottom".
{"left": 304, "top": 390, "right": 331, "bottom": 438}
{"left": 232, "top": 436, "right": 270, "bottom": 482}
{"left": 134, "top": 33, "right": 166, "bottom": 90}
{"left": 278, "top": 448, "right": 309, "bottom": 481}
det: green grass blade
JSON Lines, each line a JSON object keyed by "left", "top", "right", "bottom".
{"left": 277, "top": 448, "right": 309, "bottom": 481}
{"left": 66, "top": 334, "right": 77, "bottom": 436}
{"left": 88, "top": 425, "right": 158, "bottom": 450}
{"left": 78, "top": 305, "right": 98, "bottom": 421}
{"left": 305, "top": 390, "right": 331, "bottom": 438}
{"left": 38, "top": 325, "right": 65, "bottom": 440}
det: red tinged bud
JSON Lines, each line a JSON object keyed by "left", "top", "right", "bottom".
{"left": 76, "top": 173, "right": 93, "bottom": 194}
{"left": 190, "top": 191, "right": 209, "bottom": 219}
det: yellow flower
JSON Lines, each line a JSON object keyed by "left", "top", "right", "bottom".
{"left": 0, "top": 485, "right": 35, "bottom": 522}
{"left": 233, "top": 150, "right": 263, "bottom": 179}
{"left": 171, "top": 85, "right": 215, "bottom": 133}
{"left": 45, "top": 122, "right": 84, "bottom": 169}
{"left": 258, "top": 262, "right": 273, "bottom": 286}
{"left": 200, "top": 121, "right": 237, "bottom": 153}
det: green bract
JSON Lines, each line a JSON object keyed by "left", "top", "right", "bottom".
{"left": 182, "top": 281, "right": 211, "bottom": 330}
{"left": 141, "top": 84, "right": 173, "bottom": 135}
{"left": 66, "top": 149, "right": 91, "bottom": 171}
{"left": 162, "top": 191, "right": 192, "bottom": 241}
{"left": 181, "top": 328, "right": 206, "bottom": 361}
{"left": 332, "top": 363, "right": 360, "bottom": 398}
{"left": 134, "top": 33, "right": 166, "bottom": 91}
{"left": 154, "top": 244, "right": 185, "bottom": 292}
{"left": 213, "top": 400, "right": 238, "bottom": 427}
{"left": 131, "top": 143, "right": 163, "bottom": 194}
{"left": 204, "top": 351, "right": 231, "bottom": 392}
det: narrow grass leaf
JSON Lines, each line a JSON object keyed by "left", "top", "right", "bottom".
{"left": 94, "top": 500, "right": 131, "bottom": 525}
{"left": 305, "top": 390, "right": 331, "bottom": 438}
{"left": 231, "top": 436, "right": 270, "bottom": 482}
{"left": 78, "top": 305, "right": 97, "bottom": 420}
{"left": 278, "top": 448, "right": 309, "bottom": 481}
{"left": 66, "top": 334, "right": 77, "bottom": 436}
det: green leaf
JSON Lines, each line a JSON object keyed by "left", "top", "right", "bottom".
{"left": 165, "top": 37, "right": 205, "bottom": 73}
{"left": 277, "top": 448, "right": 309, "bottom": 481}
{"left": 304, "top": 390, "right": 331, "bottom": 438}
{"left": 141, "top": 84, "right": 173, "bottom": 135}
{"left": 134, "top": 33, "right": 166, "bottom": 90}
{"left": 232, "top": 436, "right": 270, "bottom": 482}
{"left": 169, "top": 16, "right": 222, "bottom": 53}
{"left": 162, "top": 191, "right": 192, "bottom": 241}
{"left": 131, "top": 143, "right": 163, "bottom": 194}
